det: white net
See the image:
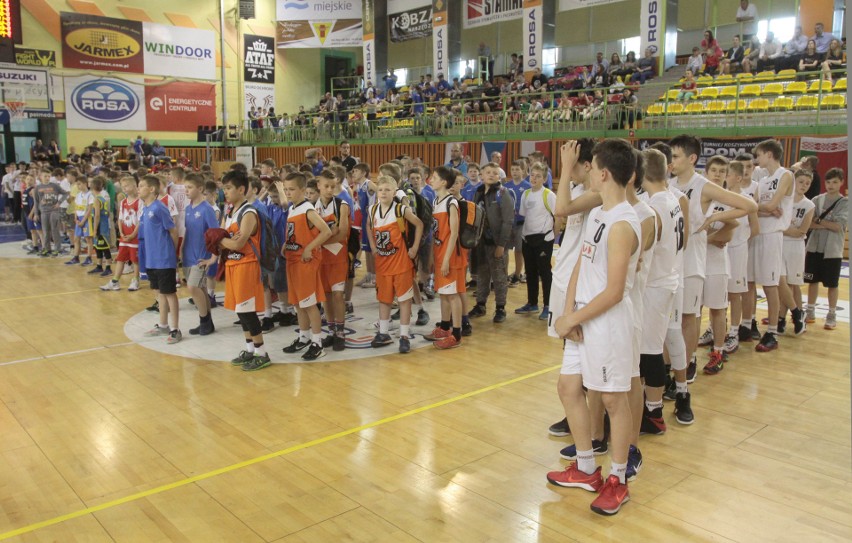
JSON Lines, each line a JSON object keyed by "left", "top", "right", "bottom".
{"left": 4, "top": 101, "right": 27, "bottom": 120}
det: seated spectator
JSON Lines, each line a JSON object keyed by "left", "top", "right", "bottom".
{"left": 530, "top": 67, "right": 548, "bottom": 90}
{"left": 720, "top": 35, "right": 745, "bottom": 74}
{"left": 686, "top": 47, "right": 704, "bottom": 75}
{"left": 799, "top": 39, "right": 822, "bottom": 76}
{"left": 422, "top": 81, "right": 438, "bottom": 102}
{"left": 614, "top": 87, "right": 641, "bottom": 129}
{"left": 151, "top": 141, "right": 166, "bottom": 158}
{"left": 607, "top": 52, "right": 625, "bottom": 80}
{"left": 741, "top": 35, "right": 761, "bottom": 73}
{"left": 811, "top": 22, "right": 836, "bottom": 56}
{"left": 776, "top": 25, "right": 809, "bottom": 71}
{"left": 822, "top": 39, "right": 846, "bottom": 79}
{"left": 635, "top": 48, "right": 656, "bottom": 84}
{"left": 701, "top": 30, "right": 720, "bottom": 52}
{"left": 477, "top": 81, "right": 501, "bottom": 113}
{"left": 756, "top": 32, "right": 782, "bottom": 72}
{"left": 704, "top": 46, "right": 722, "bottom": 75}
{"left": 591, "top": 52, "right": 609, "bottom": 80}
{"left": 609, "top": 76, "right": 625, "bottom": 94}
{"left": 576, "top": 65, "right": 595, "bottom": 89}
{"left": 436, "top": 73, "right": 451, "bottom": 96}
{"left": 676, "top": 70, "right": 697, "bottom": 101}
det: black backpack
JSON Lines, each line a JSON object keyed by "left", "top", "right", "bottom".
{"left": 397, "top": 182, "right": 433, "bottom": 247}
{"left": 456, "top": 197, "right": 485, "bottom": 249}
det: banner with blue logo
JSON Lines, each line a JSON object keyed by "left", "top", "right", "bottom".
{"left": 64, "top": 75, "right": 146, "bottom": 130}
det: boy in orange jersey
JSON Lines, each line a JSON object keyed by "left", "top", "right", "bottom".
{"left": 449, "top": 170, "right": 473, "bottom": 337}
{"left": 424, "top": 166, "right": 465, "bottom": 349}
{"left": 316, "top": 169, "right": 350, "bottom": 351}
{"left": 219, "top": 170, "right": 270, "bottom": 371}
{"left": 281, "top": 172, "right": 333, "bottom": 361}
{"left": 368, "top": 175, "right": 423, "bottom": 353}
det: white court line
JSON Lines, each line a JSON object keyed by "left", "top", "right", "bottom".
{"left": 0, "top": 342, "right": 136, "bottom": 367}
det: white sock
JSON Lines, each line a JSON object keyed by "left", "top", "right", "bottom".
{"left": 254, "top": 344, "right": 266, "bottom": 357}
{"left": 610, "top": 462, "right": 628, "bottom": 484}
{"left": 245, "top": 341, "right": 255, "bottom": 353}
{"left": 207, "top": 287, "right": 215, "bottom": 296}
{"left": 400, "top": 324, "right": 410, "bottom": 338}
{"left": 768, "top": 325, "right": 777, "bottom": 335}
{"left": 728, "top": 326, "right": 738, "bottom": 336}
{"left": 675, "top": 381, "right": 688, "bottom": 394}
{"left": 806, "top": 304, "right": 815, "bottom": 311}
{"left": 379, "top": 319, "right": 390, "bottom": 334}
{"left": 264, "top": 308, "right": 273, "bottom": 318}
{"left": 645, "top": 399, "right": 663, "bottom": 412}
{"left": 298, "top": 329, "right": 310, "bottom": 342}
{"left": 576, "top": 450, "right": 596, "bottom": 475}
{"left": 312, "top": 331, "right": 324, "bottom": 346}
{"left": 740, "top": 318, "right": 751, "bottom": 327}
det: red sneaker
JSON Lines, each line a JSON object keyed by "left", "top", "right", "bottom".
{"left": 434, "top": 335, "right": 460, "bottom": 349}
{"left": 703, "top": 349, "right": 724, "bottom": 375}
{"left": 424, "top": 326, "right": 451, "bottom": 341}
{"left": 546, "top": 463, "right": 603, "bottom": 492}
{"left": 590, "top": 475, "right": 630, "bottom": 516}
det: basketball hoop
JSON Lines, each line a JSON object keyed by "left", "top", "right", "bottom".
{"left": 4, "top": 101, "right": 27, "bottom": 121}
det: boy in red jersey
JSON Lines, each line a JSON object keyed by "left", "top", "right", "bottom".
{"left": 100, "top": 175, "right": 141, "bottom": 291}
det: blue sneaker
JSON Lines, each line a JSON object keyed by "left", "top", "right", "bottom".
{"left": 560, "top": 439, "right": 608, "bottom": 460}
{"left": 64, "top": 256, "right": 80, "bottom": 265}
{"left": 139, "top": 272, "right": 148, "bottom": 281}
{"left": 538, "top": 305, "right": 550, "bottom": 320}
{"left": 626, "top": 445, "right": 642, "bottom": 482}
{"left": 514, "top": 304, "right": 539, "bottom": 314}
{"left": 81, "top": 257, "right": 92, "bottom": 266}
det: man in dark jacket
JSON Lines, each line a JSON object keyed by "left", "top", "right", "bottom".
{"left": 469, "top": 162, "right": 515, "bottom": 322}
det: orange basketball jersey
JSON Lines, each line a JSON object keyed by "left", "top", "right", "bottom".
{"left": 432, "top": 195, "right": 465, "bottom": 270}
{"left": 315, "top": 197, "right": 349, "bottom": 267}
{"left": 370, "top": 202, "right": 414, "bottom": 276}
{"left": 224, "top": 202, "right": 261, "bottom": 265}
{"left": 285, "top": 200, "right": 322, "bottom": 264}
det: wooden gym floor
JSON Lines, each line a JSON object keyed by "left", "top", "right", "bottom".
{"left": 0, "top": 251, "right": 849, "bottom": 543}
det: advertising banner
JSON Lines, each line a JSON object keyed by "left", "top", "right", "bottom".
{"left": 64, "top": 75, "right": 147, "bottom": 130}
{"left": 244, "top": 34, "right": 275, "bottom": 83}
{"left": 464, "top": 0, "right": 523, "bottom": 29}
{"left": 522, "top": 0, "right": 542, "bottom": 80}
{"left": 60, "top": 12, "right": 144, "bottom": 73}
{"left": 389, "top": 0, "right": 432, "bottom": 42}
{"left": 14, "top": 47, "right": 56, "bottom": 67}
{"left": 244, "top": 82, "right": 275, "bottom": 116}
{"left": 362, "top": 0, "right": 376, "bottom": 87}
{"left": 145, "top": 81, "right": 216, "bottom": 131}
{"left": 636, "top": 137, "right": 765, "bottom": 168}
{"left": 432, "top": 0, "right": 448, "bottom": 77}
{"left": 558, "top": 0, "right": 625, "bottom": 10}
{"left": 142, "top": 22, "right": 216, "bottom": 80}
{"left": 639, "top": 0, "right": 662, "bottom": 55}
{"left": 276, "top": 0, "right": 363, "bottom": 20}
{"left": 276, "top": 19, "right": 363, "bottom": 48}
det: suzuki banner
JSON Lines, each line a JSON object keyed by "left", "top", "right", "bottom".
{"left": 522, "top": 0, "right": 542, "bottom": 80}
{"left": 142, "top": 22, "right": 216, "bottom": 80}
{"left": 64, "top": 75, "right": 147, "bottom": 130}
{"left": 61, "top": 12, "right": 144, "bottom": 73}
{"left": 432, "top": 0, "right": 448, "bottom": 78}
{"left": 389, "top": 0, "right": 432, "bottom": 42}
{"left": 464, "top": 0, "right": 523, "bottom": 29}
{"left": 145, "top": 81, "right": 216, "bottom": 131}
{"left": 244, "top": 34, "right": 275, "bottom": 83}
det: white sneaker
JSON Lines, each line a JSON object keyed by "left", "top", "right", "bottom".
{"left": 128, "top": 278, "right": 140, "bottom": 291}
{"left": 698, "top": 327, "right": 714, "bottom": 347}
{"left": 723, "top": 334, "right": 739, "bottom": 354}
{"left": 144, "top": 325, "right": 169, "bottom": 337}
{"left": 123, "top": 264, "right": 134, "bottom": 275}
{"left": 100, "top": 280, "right": 120, "bottom": 291}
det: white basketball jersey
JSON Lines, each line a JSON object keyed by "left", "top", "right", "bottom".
{"left": 730, "top": 181, "right": 758, "bottom": 247}
{"left": 670, "top": 172, "right": 709, "bottom": 278}
{"left": 787, "top": 196, "right": 815, "bottom": 233}
{"left": 552, "top": 183, "right": 587, "bottom": 291}
{"left": 646, "top": 189, "right": 684, "bottom": 291}
{"left": 576, "top": 202, "right": 641, "bottom": 306}
{"left": 630, "top": 199, "right": 657, "bottom": 327}
{"left": 758, "top": 167, "right": 794, "bottom": 233}
{"left": 705, "top": 200, "right": 731, "bottom": 276}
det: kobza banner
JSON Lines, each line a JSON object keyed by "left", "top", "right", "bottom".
{"left": 389, "top": 0, "right": 432, "bottom": 42}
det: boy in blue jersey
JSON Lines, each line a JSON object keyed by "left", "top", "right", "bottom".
{"left": 460, "top": 163, "right": 482, "bottom": 201}
{"left": 139, "top": 175, "right": 181, "bottom": 344}
{"left": 268, "top": 181, "right": 296, "bottom": 326}
{"left": 505, "top": 160, "right": 531, "bottom": 286}
{"left": 183, "top": 174, "right": 219, "bottom": 336}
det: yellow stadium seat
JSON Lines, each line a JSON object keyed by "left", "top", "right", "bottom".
{"left": 833, "top": 78, "right": 846, "bottom": 92}
{"left": 714, "top": 74, "right": 734, "bottom": 86}
{"left": 686, "top": 102, "right": 705, "bottom": 114}
{"left": 770, "top": 97, "right": 794, "bottom": 111}
{"left": 795, "top": 96, "right": 818, "bottom": 109}
{"left": 665, "top": 89, "right": 681, "bottom": 101}
{"left": 754, "top": 71, "right": 775, "bottom": 82}
{"left": 785, "top": 81, "right": 808, "bottom": 94}
{"left": 820, "top": 94, "right": 846, "bottom": 109}
{"left": 667, "top": 103, "right": 685, "bottom": 115}
{"left": 646, "top": 104, "right": 664, "bottom": 116}
{"left": 736, "top": 73, "right": 754, "bottom": 84}
{"left": 747, "top": 98, "right": 770, "bottom": 112}
{"left": 807, "top": 79, "right": 832, "bottom": 93}
{"left": 697, "top": 75, "right": 715, "bottom": 87}
{"left": 762, "top": 83, "right": 784, "bottom": 96}
{"left": 775, "top": 69, "right": 797, "bottom": 81}
{"left": 740, "top": 84, "right": 762, "bottom": 97}
{"left": 726, "top": 99, "right": 747, "bottom": 113}
{"left": 706, "top": 100, "right": 726, "bottom": 113}
{"left": 698, "top": 87, "right": 719, "bottom": 100}
{"left": 719, "top": 86, "right": 739, "bottom": 99}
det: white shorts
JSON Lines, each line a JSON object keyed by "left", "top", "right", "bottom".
{"left": 642, "top": 287, "right": 675, "bottom": 355}
{"left": 547, "top": 286, "right": 567, "bottom": 339}
{"left": 727, "top": 243, "right": 749, "bottom": 294}
{"left": 668, "top": 285, "right": 683, "bottom": 330}
{"left": 631, "top": 325, "right": 641, "bottom": 378}
{"left": 783, "top": 238, "right": 806, "bottom": 286}
{"left": 683, "top": 276, "right": 704, "bottom": 316}
{"left": 753, "top": 231, "right": 784, "bottom": 287}
{"left": 703, "top": 274, "right": 729, "bottom": 310}
{"left": 560, "top": 339, "right": 582, "bottom": 375}
{"left": 577, "top": 299, "right": 634, "bottom": 392}
{"left": 747, "top": 239, "right": 756, "bottom": 283}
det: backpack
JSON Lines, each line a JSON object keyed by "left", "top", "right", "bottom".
{"left": 236, "top": 203, "right": 280, "bottom": 275}
{"left": 456, "top": 197, "right": 485, "bottom": 249}
{"left": 523, "top": 187, "right": 555, "bottom": 219}
{"left": 397, "top": 182, "right": 433, "bottom": 247}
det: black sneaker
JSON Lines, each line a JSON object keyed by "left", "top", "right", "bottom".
{"left": 750, "top": 319, "right": 761, "bottom": 340}
{"left": 663, "top": 375, "right": 677, "bottom": 401}
{"left": 560, "top": 439, "right": 608, "bottom": 460}
{"left": 242, "top": 354, "right": 272, "bottom": 371}
{"left": 146, "top": 300, "right": 160, "bottom": 313}
{"left": 548, "top": 417, "right": 571, "bottom": 437}
{"left": 777, "top": 318, "right": 787, "bottom": 335}
{"left": 640, "top": 407, "right": 667, "bottom": 435}
{"left": 261, "top": 317, "right": 276, "bottom": 332}
{"left": 371, "top": 333, "right": 393, "bottom": 347}
{"left": 399, "top": 336, "right": 411, "bottom": 353}
{"left": 755, "top": 331, "right": 778, "bottom": 352}
{"left": 333, "top": 334, "right": 346, "bottom": 351}
{"left": 686, "top": 356, "right": 697, "bottom": 384}
{"left": 493, "top": 308, "right": 507, "bottom": 323}
{"left": 738, "top": 324, "right": 753, "bottom": 342}
{"left": 416, "top": 308, "right": 430, "bottom": 326}
{"left": 462, "top": 321, "right": 473, "bottom": 337}
{"left": 231, "top": 350, "right": 254, "bottom": 366}
{"left": 276, "top": 312, "right": 298, "bottom": 326}
{"left": 468, "top": 304, "right": 486, "bottom": 318}
{"left": 189, "top": 297, "right": 195, "bottom": 306}
{"left": 626, "top": 445, "right": 643, "bottom": 482}
{"left": 301, "top": 342, "right": 325, "bottom": 361}
{"left": 345, "top": 301, "right": 354, "bottom": 314}
{"left": 508, "top": 274, "right": 519, "bottom": 288}
{"left": 283, "top": 338, "right": 310, "bottom": 353}
{"left": 196, "top": 319, "right": 215, "bottom": 336}
{"left": 321, "top": 335, "right": 335, "bottom": 348}
{"left": 674, "top": 392, "right": 694, "bottom": 425}
{"left": 466, "top": 279, "right": 477, "bottom": 289}
{"left": 791, "top": 308, "right": 806, "bottom": 335}
{"left": 87, "top": 265, "right": 104, "bottom": 275}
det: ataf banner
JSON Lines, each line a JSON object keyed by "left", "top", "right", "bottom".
{"left": 142, "top": 22, "right": 216, "bottom": 80}
{"left": 389, "top": 0, "right": 432, "bottom": 42}
{"left": 14, "top": 47, "right": 56, "bottom": 67}
{"left": 145, "top": 81, "right": 216, "bottom": 131}
{"left": 276, "top": 19, "right": 363, "bottom": 48}
{"left": 464, "top": 0, "right": 523, "bottom": 29}
{"left": 60, "top": 12, "right": 144, "bottom": 73}
{"left": 64, "top": 75, "right": 147, "bottom": 130}
{"left": 244, "top": 34, "right": 275, "bottom": 83}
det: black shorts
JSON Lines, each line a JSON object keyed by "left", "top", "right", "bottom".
{"left": 148, "top": 268, "right": 177, "bottom": 294}
{"left": 804, "top": 252, "right": 841, "bottom": 288}
{"left": 347, "top": 227, "right": 360, "bottom": 279}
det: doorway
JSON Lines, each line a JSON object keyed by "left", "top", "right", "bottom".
{"left": 323, "top": 54, "right": 353, "bottom": 95}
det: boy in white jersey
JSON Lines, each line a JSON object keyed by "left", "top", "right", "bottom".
{"left": 753, "top": 139, "right": 800, "bottom": 351}
{"left": 668, "top": 135, "right": 756, "bottom": 382}
{"left": 696, "top": 156, "right": 747, "bottom": 375}
{"left": 547, "top": 139, "right": 640, "bottom": 516}
{"left": 779, "top": 170, "right": 815, "bottom": 333}
{"left": 732, "top": 153, "right": 762, "bottom": 341}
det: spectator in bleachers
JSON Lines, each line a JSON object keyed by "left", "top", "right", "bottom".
{"left": 686, "top": 47, "right": 704, "bottom": 75}
{"left": 756, "top": 32, "right": 782, "bottom": 72}
{"left": 478, "top": 42, "right": 494, "bottom": 81}
{"left": 635, "top": 48, "right": 656, "bottom": 83}
{"left": 798, "top": 39, "right": 822, "bottom": 76}
{"left": 822, "top": 39, "right": 846, "bottom": 79}
{"left": 508, "top": 53, "right": 521, "bottom": 79}
{"left": 591, "top": 52, "right": 609, "bottom": 79}
{"left": 614, "top": 87, "right": 640, "bottom": 129}
{"left": 704, "top": 45, "right": 723, "bottom": 75}
{"left": 530, "top": 67, "right": 549, "bottom": 90}
{"left": 774, "top": 26, "right": 808, "bottom": 71}
{"left": 151, "top": 141, "right": 166, "bottom": 159}
{"left": 741, "top": 35, "right": 761, "bottom": 73}
{"left": 736, "top": 0, "right": 758, "bottom": 42}
{"left": 720, "top": 35, "right": 745, "bottom": 74}
{"left": 701, "top": 30, "right": 721, "bottom": 51}
{"left": 436, "top": 73, "right": 451, "bottom": 96}
{"left": 383, "top": 69, "right": 397, "bottom": 92}
{"left": 811, "top": 22, "right": 836, "bottom": 55}
{"left": 607, "top": 53, "right": 625, "bottom": 81}
{"left": 677, "top": 70, "right": 697, "bottom": 101}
